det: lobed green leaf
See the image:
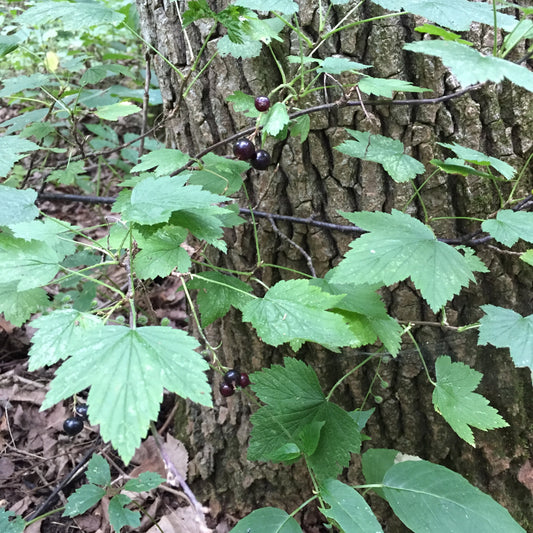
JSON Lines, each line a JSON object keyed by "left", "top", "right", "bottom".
{"left": 330, "top": 210, "right": 476, "bottom": 312}
{"left": 432, "top": 356, "right": 508, "bottom": 446}
{"left": 335, "top": 130, "right": 424, "bottom": 183}
{"left": 478, "top": 305, "right": 533, "bottom": 375}
{"left": 482, "top": 210, "right": 533, "bottom": 247}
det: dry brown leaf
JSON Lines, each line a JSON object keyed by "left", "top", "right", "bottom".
{"left": 146, "top": 505, "right": 212, "bottom": 533}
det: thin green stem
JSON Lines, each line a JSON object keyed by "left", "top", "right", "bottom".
{"left": 360, "top": 356, "right": 383, "bottom": 410}
{"left": 430, "top": 216, "right": 486, "bottom": 223}
{"left": 125, "top": 234, "right": 137, "bottom": 329}
{"left": 191, "top": 272, "right": 258, "bottom": 299}
{"left": 184, "top": 50, "right": 219, "bottom": 98}
{"left": 268, "top": 44, "right": 287, "bottom": 85}
{"left": 508, "top": 151, "right": 533, "bottom": 204}
{"left": 313, "top": 12, "right": 402, "bottom": 56}
{"left": 406, "top": 329, "right": 435, "bottom": 385}
{"left": 242, "top": 184, "right": 262, "bottom": 267}
{"left": 273, "top": 13, "right": 313, "bottom": 48}
{"left": 124, "top": 22, "right": 185, "bottom": 80}
{"left": 289, "top": 494, "right": 319, "bottom": 518}
{"left": 326, "top": 355, "right": 373, "bottom": 401}
{"left": 492, "top": 0, "right": 499, "bottom": 56}
{"left": 179, "top": 275, "right": 219, "bottom": 360}
{"left": 403, "top": 169, "right": 439, "bottom": 216}
{"left": 57, "top": 264, "right": 123, "bottom": 297}
{"left": 24, "top": 506, "right": 65, "bottom": 526}
{"left": 191, "top": 259, "right": 254, "bottom": 278}
{"left": 260, "top": 262, "right": 313, "bottom": 278}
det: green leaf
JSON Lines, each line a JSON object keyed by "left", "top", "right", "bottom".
{"left": 361, "top": 448, "right": 399, "bottom": 499}
{"left": 0, "top": 508, "right": 26, "bottom": 533}
{"left": 478, "top": 305, "right": 533, "bottom": 374}
{"left": 28, "top": 309, "right": 103, "bottom": 370}
{"left": 0, "top": 234, "right": 62, "bottom": 291}
{"left": 122, "top": 471, "right": 165, "bottom": 492}
{"left": 133, "top": 226, "right": 191, "bottom": 278}
{"left": 311, "top": 277, "right": 402, "bottom": 356}
{"left": 431, "top": 158, "right": 493, "bottom": 179}
{"left": 371, "top": 0, "right": 517, "bottom": 31}
{"left": 482, "top": 210, "right": 533, "bottom": 247}
{"left": 231, "top": 507, "right": 302, "bottom": 533}
{"left": 63, "top": 484, "right": 106, "bottom": 517}
{"left": 85, "top": 454, "right": 111, "bottom": 487}
{"left": 382, "top": 460, "right": 526, "bottom": 532}
{"left": 432, "top": 356, "right": 508, "bottom": 446}
{"left": 0, "top": 73, "right": 52, "bottom": 98}
{"left": 520, "top": 249, "right": 533, "bottom": 266}
{"left": 502, "top": 19, "right": 533, "bottom": 57}
{"left": 226, "top": 90, "right": 260, "bottom": 118}
{"left": 108, "top": 494, "right": 140, "bottom": 532}
{"left": 0, "top": 136, "right": 41, "bottom": 178}
{"left": 41, "top": 325, "right": 212, "bottom": 464}
{"left": 189, "top": 152, "right": 247, "bottom": 195}
{"left": 414, "top": 23, "right": 472, "bottom": 45}
{"left": 335, "top": 130, "right": 424, "bottom": 183}
{"left": 317, "top": 57, "right": 370, "bottom": 74}
{"left": 241, "top": 279, "right": 356, "bottom": 350}
{"left": 320, "top": 479, "right": 384, "bottom": 533}
{"left": 186, "top": 271, "right": 253, "bottom": 327}
{"left": 330, "top": 210, "right": 476, "bottom": 312}
{"left": 248, "top": 358, "right": 362, "bottom": 480}
{"left": 131, "top": 149, "right": 190, "bottom": 176}
{"left": 0, "top": 186, "right": 38, "bottom": 225}
{"left": 439, "top": 142, "right": 515, "bottom": 179}
{"left": 358, "top": 77, "right": 430, "bottom": 97}
{"left": 169, "top": 205, "right": 240, "bottom": 251}
{"left": 404, "top": 40, "right": 533, "bottom": 91}
{"left": 261, "top": 102, "right": 290, "bottom": 137}
{"left": 217, "top": 35, "right": 262, "bottom": 58}
{"left": 233, "top": 0, "right": 299, "bottom": 16}
{"left": 95, "top": 102, "right": 141, "bottom": 121}
{"left": 290, "top": 114, "right": 310, "bottom": 142}
{"left": 8, "top": 218, "right": 76, "bottom": 257}
{"left": 118, "top": 175, "right": 230, "bottom": 226}
{"left": 182, "top": 0, "right": 215, "bottom": 26}
{"left": 17, "top": 1, "right": 125, "bottom": 30}
{"left": 47, "top": 161, "right": 88, "bottom": 186}
{"left": 0, "top": 283, "right": 49, "bottom": 327}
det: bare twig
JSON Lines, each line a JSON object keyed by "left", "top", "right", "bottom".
{"left": 267, "top": 215, "right": 317, "bottom": 277}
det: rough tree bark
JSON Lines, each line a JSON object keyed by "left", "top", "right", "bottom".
{"left": 135, "top": 1, "right": 533, "bottom": 530}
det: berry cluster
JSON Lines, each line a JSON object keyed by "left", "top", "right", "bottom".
{"left": 63, "top": 404, "right": 89, "bottom": 436}
{"left": 219, "top": 369, "right": 251, "bottom": 397}
{"left": 232, "top": 96, "right": 272, "bottom": 170}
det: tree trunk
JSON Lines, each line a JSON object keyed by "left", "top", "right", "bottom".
{"left": 135, "top": 1, "right": 533, "bottom": 530}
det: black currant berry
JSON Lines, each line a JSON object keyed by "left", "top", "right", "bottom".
{"left": 251, "top": 150, "right": 271, "bottom": 170}
{"left": 233, "top": 138, "right": 256, "bottom": 160}
{"left": 219, "top": 382, "right": 235, "bottom": 397}
{"left": 223, "top": 369, "right": 241, "bottom": 385}
{"left": 239, "top": 373, "right": 251, "bottom": 388}
{"left": 75, "top": 404, "right": 89, "bottom": 420}
{"left": 254, "top": 95, "right": 271, "bottom": 112}
{"left": 63, "top": 416, "right": 84, "bottom": 436}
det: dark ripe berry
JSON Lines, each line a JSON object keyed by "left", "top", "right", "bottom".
{"left": 233, "top": 138, "right": 256, "bottom": 160}
{"left": 239, "top": 373, "right": 251, "bottom": 388}
{"left": 63, "top": 416, "right": 84, "bottom": 436}
{"left": 223, "top": 369, "right": 241, "bottom": 385}
{"left": 254, "top": 95, "right": 271, "bottom": 112}
{"left": 219, "top": 382, "right": 235, "bottom": 397}
{"left": 251, "top": 150, "right": 271, "bottom": 170}
{"left": 75, "top": 404, "right": 89, "bottom": 420}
